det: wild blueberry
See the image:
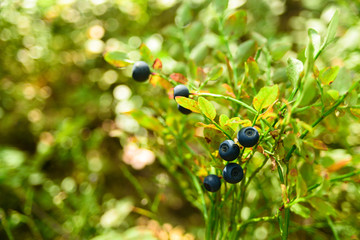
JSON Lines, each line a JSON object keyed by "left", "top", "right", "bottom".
{"left": 222, "top": 163, "right": 244, "bottom": 184}
{"left": 203, "top": 174, "right": 221, "bottom": 192}
{"left": 219, "top": 140, "right": 240, "bottom": 161}
{"left": 132, "top": 61, "right": 151, "bottom": 82}
{"left": 237, "top": 127, "right": 259, "bottom": 148}
{"left": 177, "top": 104, "right": 192, "bottom": 115}
{"left": 173, "top": 84, "right": 189, "bottom": 99}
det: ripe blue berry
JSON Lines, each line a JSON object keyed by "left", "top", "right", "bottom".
{"left": 222, "top": 163, "right": 244, "bottom": 184}
{"left": 173, "top": 84, "right": 189, "bottom": 99}
{"left": 203, "top": 174, "right": 221, "bottom": 192}
{"left": 132, "top": 61, "right": 151, "bottom": 82}
{"left": 237, "top": 127, "right": 259, "bottom": 148}
{"left": 177, "top": 104, "right": 191, "bottom": 114}
{"left": 219, "top": 140, "right": 240, "bottom": 161}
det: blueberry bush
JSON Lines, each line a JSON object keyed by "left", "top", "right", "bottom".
{"left": 104, "top": 1, "right": 360, "bottom": 239}
{"left": 1, "top": 0, "right": 360, "bottom": 239}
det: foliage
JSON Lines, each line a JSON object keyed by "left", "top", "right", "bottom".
{"left": 1, "top": 0, "right": 360, "bottom": 240}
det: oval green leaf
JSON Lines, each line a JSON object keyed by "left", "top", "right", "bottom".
{"left": 253, "top": 85, "right": 279, "bottom": 111}
{"left": 198, "top": 97, "right": 216, "bottom": 120}
{"left": 175, "top": 97, "right": 201, "bottom": 113}
{"left": 319, "top": 66, "right": 340, "bottom": 85}
{"left": 104, "top": 51, "right": 131, "bottom": 68}
{"left": 287, "top": 57, "right": 303, "bottom": 86}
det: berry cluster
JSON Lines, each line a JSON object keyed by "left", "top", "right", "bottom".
{"left": 132, "top": 62, "right": 191, "bottom": 114}
{"left": 131, "top": 61, "right": 260, "bottom": 193}
{"left": 203, "top": 127, "right": 259, "bottom": 192}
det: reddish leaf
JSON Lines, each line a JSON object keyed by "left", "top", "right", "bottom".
{"left": 327, "top": 158, "right": 351, "bottom": 173}
{"left": 350, "top": 108, "right": 360, "bottom": 118}
{"left": 170, "top": 73, "right": 188, "bottom": 84}
{"left": 149, "top": 74, "right": 172, "bottom": 90}
{"left": 222, "top": 84, "right": 236, "bottom": 98}
{"left": 152, "top": 58, "right": 162, "bottom": 70}
{"left": 196, "top": 67, "right": 206, "bottom": 82}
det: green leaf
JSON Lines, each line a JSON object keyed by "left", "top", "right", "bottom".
{"left": 223, "top": 10, "right": 247, "bottom": 38}
{"left": 234, "top": 40, "right": 256, "bottom": 64}
{"left": 287, "top": 57, "right": 303, "bottom": 87}
{"left": 131, "top": 111, "right": 163, "bottom": 132}
{"left": 319, "top": 66, "right": 340, "bottom": 85}
{"left": 326, "top": 89, "right": 339, "bottom": 101}
{"left": 175, "top": 97, "right": 201, "bottom": 113}
{"left": 296, "top": 174, "right": 307, "bottom": 198}
{"left": 175, "top": 2, "right": 192, "bottom": 27}
{"left": 208, "top": 66, "right": 223, "bottom": 81}
{"left": 331, "top": 67, "right": 352, "bottom": 95}
{"left": 198, "top": 97, "right": 216, "bottom": 120}
{"left": 246, "top": 57, "right": 260, "bottom": 80}
{"left": 104, "top": 51, "right": 131, "bottom": 68}
{"left": 219, "top": 114, "right": 229, "bottom": 127}
{"left": 269, "top": 40, "right": 292, "bottom": 61}
{"left": 253, "top": 85, "right": 279, "bottom": 111}
{"left": 309, "top": 197, "right": 337, "bottom": 217}
{"left": 224, "top": 117, "right": 251, "bottom": 131}
{"left": 190, "top": 42, "right": 208, "bottom": 64}
{"left": 322, "top": 10, "right": 339, "bottom": 49}
{"left": 305, "top": 29, "right": 315, "bottom": 71}
{"left": 298, "top": 76, "right": 318, "bottom": 107}
{"left": 308, "top": 28, "right": 321, "bottom": 57}
{"left": 139, "top": 44, "right": 154, "bottom": 63}
{"left": 213, "top": 0, "right": 228, "bottom": 14}
{"left": 185, "top": 21, "right": 205, "bottom": 44}
{"left": 291, "top": 203, "right": 311, "bottom": 219}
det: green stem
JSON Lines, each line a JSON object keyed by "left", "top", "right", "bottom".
{"left": 282, "top": 208, "right": 290, "bottom": 240}
{"left": 119, "top": 164, "right": 152, "bottom": 205}
{"left": 196, "top": 92, "right": 258, "bottom": 114}
{"left": 326, "top": 216, "right": 340, "bottom": 240}
{"left": 210, "top": 118, "right": 233, "bottom": 140}
{"left": 237, "top": 213, "right": 278, "bottom": 231}
{"left": 285, "top": 81, "right": 359, "bottom": 163}
{"left": 244, "top": 157, "right": 268, "bottom": 189}
{"left": 0, "top": 209, "right": 15, "bottom": 240}
{"left": 308, "top": 170, "right": 360, "bottom": 191}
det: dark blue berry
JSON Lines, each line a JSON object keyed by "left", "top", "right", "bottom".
{"left": 219, "top": 140, "right": 240, "bottom": 161}
{"left": 222, "top": 163, "right": 244, "bottom": 184}
{"left": 132, "top": 61, "right": 151, "bottom": 82}
{"left": 203, "top": 174, "right": 221, "bottom": 192}
{"left": 237, "top": 127, "right": 259, "bottom": 148}
{"left": 173, "top": 84, "right": 189, "bottom": 99}
{"left": 177, "top": 104, "right": 191, "bottom": 115}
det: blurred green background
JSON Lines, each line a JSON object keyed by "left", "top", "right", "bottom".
{"left": 0, "top": 0, "right": 359, "bottom": 239}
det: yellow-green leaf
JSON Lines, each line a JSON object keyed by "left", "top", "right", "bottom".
{"left": 219, "top": 114, "right": 229, "bottom": 127}
{"left": 198, "top": 97, "right": 216, "bottom": 120}
{"left": 309, "top": 197, "right": 337, "bottom": 217}
{"left": 104, "top": 51, "right": 131, "bottom": 68}
{"left": 139, "top": 44, "right": 154, "bottom": 63}
{"left": 208, "top": 66, "right": 223, "bottom": 81}
{"left": 131, "top": 111, "right": 163, "bottom": 132}
{"left": 175, "top": 97, "right": 201, "bottom": 113}
{"left": 291, "top": 203, "right": 310, "bottom": 219}
{"left": 319, "top": 66, "right": 340, "bottom": 85}
{"left": 350, "top": 108, "right": 360, "bottom": 118}
{"left": 223, "top": 10, "right": 247, "bottom": 38}
{"left": 224, "top": 117, "right": 251, "bottom": 131}
{"left": 253, "top": 85, "right": 279, "bottom": 111}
